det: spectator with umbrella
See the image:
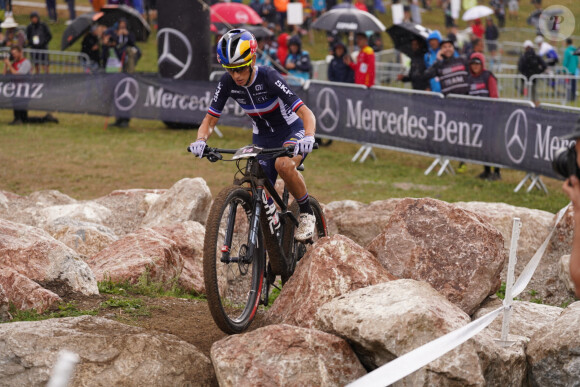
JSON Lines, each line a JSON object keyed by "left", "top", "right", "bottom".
{"left": 397, "top": 38, "right": 429, "bottom": 90}
{"left": 345, "top": 32, "right": 375, "bottom": 87}
{"left": 81, "top": 24, "right": 103, "bottom": 70}
{"left": 328, "top": 41, "right": 354, "bottom": 83}
{"left": 25, "top": 11, "right": 52, "bottom": 74}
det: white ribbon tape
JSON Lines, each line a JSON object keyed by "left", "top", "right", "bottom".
{"left": 348, "top": 203, "right": 571, "bottom": 387}
{"left": 347, "top": 306, "right": 503, "bottom": 387}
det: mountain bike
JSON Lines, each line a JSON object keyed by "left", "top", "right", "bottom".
{"left": 195, "top": 144, "right": 328, "bottom": 334}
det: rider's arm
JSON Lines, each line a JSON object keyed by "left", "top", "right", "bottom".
{"left": 196, "top": 114, "right": 219, "bottom": 142}
{"left": 295, "top": 105, "right": 316, "bottom": 137}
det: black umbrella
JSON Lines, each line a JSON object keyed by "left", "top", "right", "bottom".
{"left": 100, "top": 5, "right": 151, "bottom": 41}
{"left": 61, "top": 12, "right": 103, "bottom": 50}
{"left": 386, "top": 22, "right": 431, "bottom": 57}
{"left": 242, "top": 25, "right": 274, "bottom": 39}
{"left": 312, "top": 8, "right": 386, "bottom": 33}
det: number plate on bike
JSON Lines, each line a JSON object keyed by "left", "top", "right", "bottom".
{"left": 232, "top": 145, "right": 263, "bottom": 160}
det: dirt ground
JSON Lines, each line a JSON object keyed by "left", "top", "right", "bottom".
{"left": 67, "top": 293, "right": 266, "bottom": 359}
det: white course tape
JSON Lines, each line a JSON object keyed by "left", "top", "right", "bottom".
{"left": 511, "top": 203, "right": 570, "bottom": 298}
{"left": 348, "top": 203, "right": 571, "bottom": 387}
{"left": 347, "top": 306, "right": 503, "bottom": 387}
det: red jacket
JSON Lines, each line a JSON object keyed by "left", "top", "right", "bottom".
{"left": 350, "top": 45, "right": 375, "bottom": 87}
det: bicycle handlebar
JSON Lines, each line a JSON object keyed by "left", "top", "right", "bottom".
{"left": 187, "top": 143, "right": 319, "bottom": 162}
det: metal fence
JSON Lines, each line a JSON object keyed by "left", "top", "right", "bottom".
{"left": 0, "top": 47, "right": 92, "bottom": 74}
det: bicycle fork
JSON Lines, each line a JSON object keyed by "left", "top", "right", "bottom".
{"left": 220, "top": 193, "right": 263, "bottom": 265}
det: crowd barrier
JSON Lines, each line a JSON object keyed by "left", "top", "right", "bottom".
{"left": 0, "top": 47, "right": 92, "bottom": 74}
{"left": 0, "top": 73, "right": 578, "bottom": 183}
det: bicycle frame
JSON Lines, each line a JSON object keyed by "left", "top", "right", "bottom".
{"left": 229, "top": 156, "right": 299, "bottom": 278}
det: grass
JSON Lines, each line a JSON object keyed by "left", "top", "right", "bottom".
{"left": 98, "top": 272, "right": 205, "bottom": 300}
{"left": 7, "top": 301, "right": 98, "bottom": 322}
{"left": 0, "top": 108, "right": 569, "bottom": 213}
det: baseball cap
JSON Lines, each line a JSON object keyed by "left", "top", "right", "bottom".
{"left": 523, "top": 40, "right": 534, "bottom": 49}
{"left": 560, "top": 118, "right": 580, "bottom": 140}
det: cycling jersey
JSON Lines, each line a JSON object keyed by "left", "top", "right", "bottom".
{"left": 208, "top": 65, "right": 305, "bottom": 137}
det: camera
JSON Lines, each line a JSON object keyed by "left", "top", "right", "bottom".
{"left": 552, "top": 144, "right": 580, "bottom": 180}
{"left": 0, "top": 51, "right": 10, "bottom": 60}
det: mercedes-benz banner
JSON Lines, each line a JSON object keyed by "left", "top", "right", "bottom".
{"left": 0, "top": 74, "right": 577, "bottom": 179}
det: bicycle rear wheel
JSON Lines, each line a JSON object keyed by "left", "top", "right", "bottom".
{"left": 282, "top": 195, "right": 328, "bottom": 283}
{"left": 203, "top": 185, "right": 265, "bottom": 334}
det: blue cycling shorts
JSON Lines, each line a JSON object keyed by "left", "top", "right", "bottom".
{"left": 252, "top": 121, "right": 305, "bottom": 185}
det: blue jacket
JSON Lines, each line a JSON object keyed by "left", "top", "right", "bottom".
{"left": 424, "top": 30, "right": 442, "bottom": 93}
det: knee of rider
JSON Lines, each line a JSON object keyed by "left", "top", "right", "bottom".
{"left": 275, "top": 158, "right": 293, "bottom": 176}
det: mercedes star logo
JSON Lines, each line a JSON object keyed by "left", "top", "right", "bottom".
{"left": 157, "top": 28, "right": 193, "bottom": 79}
{"left": 504, "top": 109, "right": 528, "bottom": 164}
{"left": 114, "top": 77, "right": 139, "bottom": 112}
{"left": 316, "top": 87, "right": 340, "bottom": 133}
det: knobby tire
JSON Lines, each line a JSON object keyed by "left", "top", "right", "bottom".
{"left": 203, "top": 185, "right": 265, "bottom": 334}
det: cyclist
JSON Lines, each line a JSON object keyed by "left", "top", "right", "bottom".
{"left": 189, "top": 29, "right": 317, "bottom": 242}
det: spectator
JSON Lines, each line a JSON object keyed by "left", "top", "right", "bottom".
{"left": 284, "top": 35, "right": 312, "bottom": 85}
{"left": 3, "top": 45, "right": 58, "bottom": 125}
{"left": 354, "top": 0, "right": 367, "bottom": 11}
{"left": 255, "top": 37, "right": 272, "bottom": 67}
{"left": 65, "top": 0, "right": 76, "bottom": 24}
{"left": 45, "top": 0, "right": 57, "bottom": 23}
{"left": 490, "top": 0, "right": 505, "bottom": 28}
{"left": 397, "top": 38, "right": 429, "bottom": 90}
{"left": 1, "top": 16, "right": 26, "bottom": 48}
{"left": 116, "top": 18, "right": 141, "bottom": 73}
{"left": 484, "top": 17, "right": 499, "bottom": 62}
{"left": 422, "top": 39, "right": 470, "bottom": 96}
{"left": 507, "top": 0, "right": 518, "bottom": 20}
{"left": 327, "top": 41, "right": 354, "bottom": 83}
{"left": 424, "top": 30, "right": 442, "bottom": 92}
{"left": 535, "top": 35, "right": 558, "bottom": 68}
{"left": 312, "top": 0, "right": 325, "bottom": 18}
{"left": 274, "top": 0, "right": 289, "bottom": 32}
{"left": 518, "top": 39, "right": 547, "bottom": 104}
{"left": 249, "top": 0, "right": 262, "bottom": 15}
{"left": 467, "top": 52, "right": 500, "bottom": 180}
{"left": 470, "top": 19, "right": 484, "bottom": 39}
{"left": 442, "top": 0, "right": 454, "bottom": 29}
{"left": 276, "top": 32, "right": 289, "bottom": 69}
{"left": 563, "top": 38, "right": 578, "bottom": 101}
{"left": 260, "top": 0, "right": 278, "bottom": 27}
{"left": 345, "top": 32, "right": 375, "bottom": 87}
{"left": 26, "top": 11, "right": 52, "bottom": 74}
{"left": 81, "top": 25, "right": 101, "bottom": 70}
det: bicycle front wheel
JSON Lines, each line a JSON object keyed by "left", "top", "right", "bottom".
{"left": 203, "top": 185, "right": 265, "bottom": 334}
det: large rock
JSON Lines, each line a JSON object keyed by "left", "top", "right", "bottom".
{"left": 527, "top": 301, "right": 580, "bottom": 385}
{"left": 0, "top": 315, "right": 215, "bottom": 386}
{"left": 367, "top": 198, "right": 505, "bottom": 315}
{"left": 0, "top": 268, "right": 61, "bottom": 313}
{"left": 471, "top": 328, "right": 528, "bottom": 386}
{"left": 0, "top": 190, "right": 76, "bottom": 228}
{"left": 456, "top": 201, "right": 572, "bottom": 306}
{"left": 87, "top": 227, "right": 184, "bottom": 285}
{"left": 0, "top": 219, "right": 98, "bottom": 297}
{"left": 0, "top": 191, "right": 9, "bottom": 210}
{"left": 95, "top": 188, "right": 166, "bottom": 236}
{"left": 265, "top": 235, "right": 395, "bottom": 328}
{"left": 38, "top": 201, "right": 112, "bottom": 229}
{"left": 211, "top": 324, "right": 366, "bottom": 386}
{"left": 152, "top": 221, "right": 205, "bottom": 294}
{"left": 316, "top": 279, "right": 485, "bottom": 385}
{"left": 46, "top": 218, "right": 118, "bottom": 259}
{"left": 324, "top": 199, "right": 403, "bottom": 247}
{"left": 472, "top": 297, "right": 562, "bottom": 338}
{"left": 141, "top": 178, "right": 212, "bottom": 228}
{"left": 28, "top": 190, "right": 77, "bottom": 207}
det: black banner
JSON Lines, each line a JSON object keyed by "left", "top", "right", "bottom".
{"left": 0, "top": 74, "right": 577, "bottom": 179}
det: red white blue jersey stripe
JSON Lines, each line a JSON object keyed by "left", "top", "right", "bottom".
{"left": 209, "top": 66, "right": 305, "bottom": 135}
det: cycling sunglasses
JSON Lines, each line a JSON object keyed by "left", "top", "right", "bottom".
{"left": 223, "top": 63, "right": 251, "bottom": 74}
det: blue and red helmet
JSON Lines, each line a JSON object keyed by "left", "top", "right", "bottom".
{"left": 216, "top": 29, "right": 257, "bottom": 69}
